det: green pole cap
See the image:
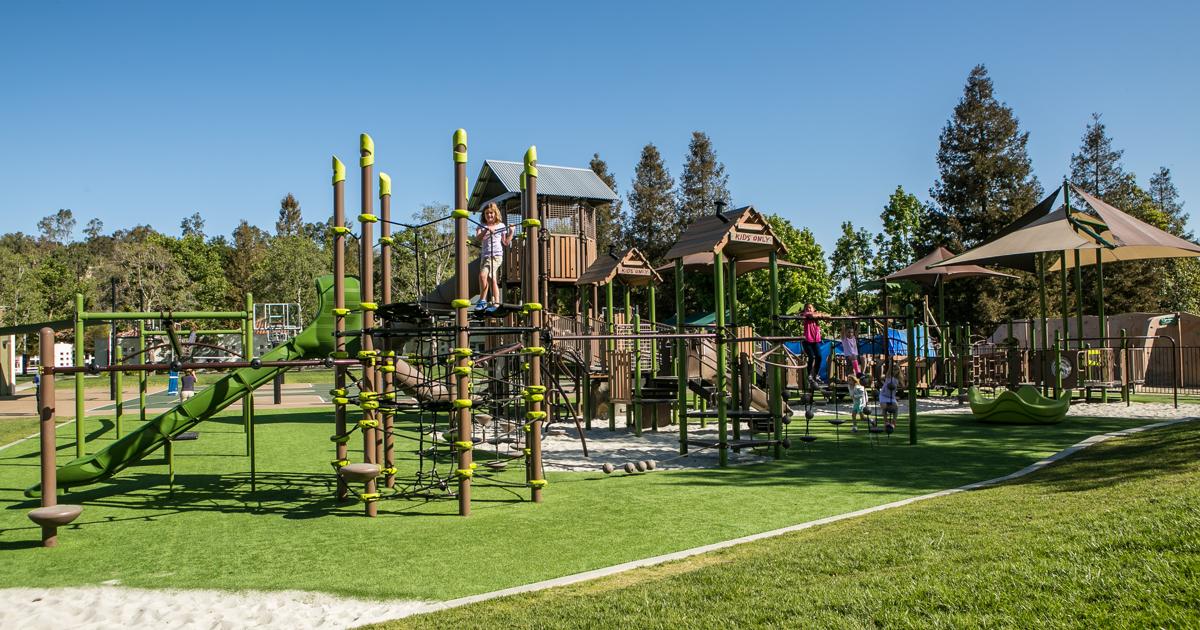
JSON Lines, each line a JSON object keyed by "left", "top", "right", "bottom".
{"left": 360, "top": 134, "right": 374, "bottom": 167}
{"left": 332, "top": 156, "right": 345, "bottom": 184}
{"left": 379, "top": 172, "right": 392, "bottom": 197}
{"left": 453, "top": 129, "right": 468, "bottom": 163}
{"left": 524, "top": 145, "right": 538, "bottom": 177}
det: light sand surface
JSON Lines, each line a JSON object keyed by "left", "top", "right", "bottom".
{"left": 0, "top": 586, "right": 427, "bottom": 630}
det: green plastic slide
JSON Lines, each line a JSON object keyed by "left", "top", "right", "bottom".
{"left": 967, "top": 385, "right": 1070, "bottom": 425}
{"left": 26, "top": 276, "right": 361, "bottom": 497}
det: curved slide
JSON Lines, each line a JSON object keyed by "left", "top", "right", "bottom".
{"left": 26, "top": 276, "right": 363, "bottom": 497}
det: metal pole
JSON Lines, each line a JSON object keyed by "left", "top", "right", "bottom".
{"left": 452, "top": 129, "right": 473, "bottom": 516}
{"left": 648, "top": 284, "right": 658, "bottom": 372}
{"left": 244, "top": 292, "right": 255, "bottom": 491}
{"left": 1038, "top": 252, "right": 1049, "bottom": 395}
{"left": 675, "top": 258, "right": 688, "bottom": 455}
{"left": 524, "top": 146, "right": 545, "bottom": 503}
{"left": 581, "top": 286, "right": 591, "bottom": 429}
{"left": 109, "top": 277, "right": 117, "bottom": 400}
{"left": 605, "top": 280, "right": 615, "bottom": 431}
{"left": 38, "top": 328, "right": 62, "bottom": 546}
{"left": 769, "top": 250, "right": 782, "bottom": 459}
{"left": 1054, "top": 331, "right": 1062, "bottom": 397}
{"left": 1120, "top": 328, "right": 1129, "bottom": 406}
{"left": 74, "top": 293, "right": 85, "bottom": 457}
{"left": 728, "top": 255, "right": 740, "bottom": 417}
{"left": 1074, "top": 250, "right": 1083, "bottom": 351}
{"left": 1059, "top": 251, "right": 1070, "bottom": 349}
{"left": 713, "top": 250, "right": 728, "bottom": 467}
{"left": 906, "top": 304, "right": 917, "bottom": 444}
{"left": 632, "top": 312, "right": 642, "bottom": 437}
{"left": 1096, "top": 249, "right": 1107, "bottom": 402}
{"left": 114, "top": 345, "right": 123, "bottom": 438}
{"left": 332, "top": 155, "right": 349, "bottom": 502}
{"left": 138, "top": 320, "right": 147, "bottom": 422}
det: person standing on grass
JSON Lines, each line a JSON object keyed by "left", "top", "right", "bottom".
{"left": 475, "top": 202, "right": 513, "bottom": 311}
{"left": 180, "top": 369, "right": 198, "bottom": 402}
{"left": 799, "top": 304, "right": 827, "bottom": 386}
{"left": 848, "top": 375, "right": 867, "bottom": 432}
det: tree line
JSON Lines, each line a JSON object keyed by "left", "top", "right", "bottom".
{"left": 1, "top": 63, "right": 1192, "bottom": 348}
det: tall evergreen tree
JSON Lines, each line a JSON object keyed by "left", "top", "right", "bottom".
{"left": 589, "top": 153, "right": 626, "bottom": 254}
{"left": 1070, "top": 113, "right": 1135, "bottom": 201}
{"left": 626, "top": 143, "right": 676, "bottom": 263}
{"left": 676, "top": 131, "right": 731, "bottom": 228}
{"left": 1148, "top": 167, "right": 1189, "bottom": 237}
{"left": 930, "top": 64, "right": 1042, "bottom": 323}
{"left": 275, "top": 193, "right": 304, "bottom": 238}
{"left": 227, "top": 220, "right": 268, "bottom": 302}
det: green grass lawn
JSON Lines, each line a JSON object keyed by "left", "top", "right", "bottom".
{"left": 0, "top": 404, "right": 1171, "bottom": 602}
{"left": 385, "top": 421, "right": 1200, "bottom": 629}
{"left": 0, "top": 418, "right": 40, "bottom": 448}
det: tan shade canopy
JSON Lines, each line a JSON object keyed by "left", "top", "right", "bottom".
{"left": 885, "top": 246, "right": 1016, "bottom": 285}
{"left": 1048, "top": 184, "right": 1200, "bottom": 270}
{"left": 655, "top": 253, "right": 808, "bottom": 276}
{"left": 929, "top": 206, "right": 1096, "bottom": 272}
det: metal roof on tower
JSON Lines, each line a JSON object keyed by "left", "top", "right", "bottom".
{"left": 468, "top": 160, "right": 618, "bottom": 211}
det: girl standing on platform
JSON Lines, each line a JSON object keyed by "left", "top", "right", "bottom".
{"left": 800, "top": 304, "right": 827, "bottom": 385}
{"left": 475, "top": 202, "right": 513, "bottom": 311}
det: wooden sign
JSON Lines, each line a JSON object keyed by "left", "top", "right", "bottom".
{"left": 618, "top": 266, "right": 652, "bottom": 276}
{"left": 729, "top": 231, "right": 775, "bottom": 245}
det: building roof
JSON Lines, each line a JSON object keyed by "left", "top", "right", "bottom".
{"left": 468, "top": 160, "right": 618, "bottom": 211}
{"left": 663, "top": 206, "right": 787, "bottom": 260}
{"left": 577, "top": 248, "right": 662, "bottom": 286}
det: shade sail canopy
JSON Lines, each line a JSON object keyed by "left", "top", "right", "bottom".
{"left": 1048, "top": 184, "right": 1200, "bottom": 270}
{"left": 654, "top": 253, "right": 807, "bottom": 276}
{"left": 885, "top": 246, "right": 1016, "bottom": 285}
{"left": 853, "top": 279, "right": 917, "bottom": 292}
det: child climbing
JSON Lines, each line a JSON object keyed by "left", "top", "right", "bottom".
{"left": 840, "top": 321, "right": 861, "bottom": 379}
{"left": 475, "top": 202, "right": 513, "bottom": 311}
{"left": 799, "top": 303, "right": 827, "bottom": 386}
{"left": 848, "top": 375, "right": 866, "bottom": 432}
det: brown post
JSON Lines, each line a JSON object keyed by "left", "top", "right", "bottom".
{"left": 452, "top": 129, "right": 473, "bottom": 516}
{"left": 525, "top": 146, "right": 545, "bottom": 502}
{"left": 380, "top": 172, "right": 395, "bottom": 489}
{"left": 332, "top": 156, "right": 349, "bottom": 502}
{"left": 38, "top": 328, "right": 59, "bottom": 546}
{"left": 359, "top": 133, "right": 379, "bottom": 517}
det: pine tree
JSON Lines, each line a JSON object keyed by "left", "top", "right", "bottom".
{"left": 626, "top": 143, "right": 677, "bottom": 263}
{"left": 930, "top": 64, "right": 1042, "bottom": 323}
{"left": 676, "top": 131, "right": 731, "bottom": 228}
{"left": 275, "top": 193, "right": 304, "bottom": 238}
{"left": 589, "top": 153, "right": 626, "bottom": 254}
{"left": 1148, "top": 167, "right": 1189, "bottom": 237}
{"left": 872, "top": 186, "right": 925, "bottom": 277}
{"left": 227, "top": 220, "right": 268, "bottom": 302}
{"left": 1070, "top": 114, "right": 1135, "bottom": 201}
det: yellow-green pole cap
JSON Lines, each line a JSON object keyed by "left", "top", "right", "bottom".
{"left": 379, "top": 172, "right": 392, "bottom": 197}
{"left": 332, "top": 156, "right": 346, "bottom": 184}
{"left": 360, "top": 133, "right": 375, "bottom": 167}
{"left": 453, "top": 128, "right": 468, "bottom": 163}
{"left": 524, "top": 145, "right": 538, "bottom": 177}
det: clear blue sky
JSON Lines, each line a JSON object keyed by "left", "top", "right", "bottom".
{"left": 2, "top": 1, "right": 1197, "bottom": 253}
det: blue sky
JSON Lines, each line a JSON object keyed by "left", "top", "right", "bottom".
{"left": 2, "top": 1, "right": 1197, "bottom": 253}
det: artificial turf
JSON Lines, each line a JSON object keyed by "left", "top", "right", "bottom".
{"left": 385, "top": 421, "right": 1200, "bottom": 629}
{"left": 0, "top": 403, "right": 1169, "bottom": 602}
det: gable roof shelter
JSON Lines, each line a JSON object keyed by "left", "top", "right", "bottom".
{"left": 655, "top": 253, "right": 807, "bottom": 276}
{"left": 577, "top": 248, "right": 662, "bottom": 287}
{"left": 468, "top": 160, "right": 618, "bottom": 212}
{"left": 663, "top": 206, "right": 788, "bottom": 261}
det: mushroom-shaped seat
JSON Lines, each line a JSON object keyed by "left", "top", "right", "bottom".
{"left": 338, "top": 463, "right": 381, "bottom": 483}
{"left": 28, "top": 504, "right": 83, "bottom": 528}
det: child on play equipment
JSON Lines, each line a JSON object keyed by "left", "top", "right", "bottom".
{"left": 840, "top": 321, "right": 861, "bottom": 379}
{"left": 180, "top": 369, "right": 198, "bottom": 401}
{"left": 799, "top": 303, "right": 827, "bottom": 386}
{"left": 475, "top": 202, "right": 513, "bottom": 311}
{"left": 848, "top": 375, "right": 867, "bottom": 432}
{"left": 878, "top": 367, "right": 899, "bottom": 429}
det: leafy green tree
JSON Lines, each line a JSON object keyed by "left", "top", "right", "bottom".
{"left": 83, "top": 218, "right": 105, "bottom": 242}
{"left": 829, "top": 221, "right": 875, "bottom": 314}
{"left": 929, "top": 64, "right": 1042, "bottom": 324}
{"left": 37, "top": 209, "right": 76, "bottom": 244}
{"left": 872, "top": 186, "right": 925, "bottom": 277}
{"left": 180, "top": 212, "right": 206, "bottom": 238}
{"left": 227, "top": 221, "right": 269, "bottom": 302}
{"left": 626, "top": 143, "right": 677, "bottom": 264}
{"left": 0, "top": 234, "right": 47, "bottom": 329}
{"left": 589, "top": 153, "right": 626, "bottom": 255}
{"left": 275, "top": 193, "right": 305, "bottom": 238}
{"left": 391, "top": 203, "right": 454, "bottom": 301}
{"left": 254, "top": 235, "right": 325, "bottom": 322}
{"left": 724, "top": 215, "right": 831, "bottom": 334}
{"left": 676, "top": 131, "right": 731, "bottom": 228}
{"left": 167, "top": 233, "right": 232, "bottom": 311}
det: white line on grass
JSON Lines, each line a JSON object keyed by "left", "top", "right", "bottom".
{"left": 403, "top": 416, "right": 1199, "bottom": 619}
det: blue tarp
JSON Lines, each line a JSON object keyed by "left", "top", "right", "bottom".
{"left": 785, "top": 326, "right": 936, "bottom": 380}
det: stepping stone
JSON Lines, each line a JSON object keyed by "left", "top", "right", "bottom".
{"left": 28, "top": 504, "right": 83, "bottom": 528}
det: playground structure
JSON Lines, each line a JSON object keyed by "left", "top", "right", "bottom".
{"left": 20, "top": 128, "right": 1200, "bottom": 548}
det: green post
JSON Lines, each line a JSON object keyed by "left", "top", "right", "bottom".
{"left": 727, "top": 255, "right": 740, "bottom": 442}
{"left": 1038, "top": 252, "right": 1049, "bottom": 395}
{"left": 605, "top": 281, "right": 615, "bottom": 431}
{"left": 675, "top": 259, "right": 688, "bottom": 454}
{"left": 769, "top": 250, "right": 782, "bottom": 459}
{"left": 1059, "top": 251, "right": 1070, "bottom": 348}
{"left": 632, "top": 312, "right": 642, "bottom": 437}
{"left": 624, "top": 285, "right": 633, "bottom": 430}
{"left": 581, "top": 287, "right": 591, "bottom": 430}
{"left": 74, "top": 293, "right": 85, "bottom": 457}
{"left": 1007, "top": 319, "right": 1015, "bottom": 389}
{"left": 137, "top": 320, "right": 147, "bottom": 422}
{"left": 713, "top": 251, "right": 728, "bottom": 467}
{"left": 906, "top": 304, "right": 917, "bottom": 444}
{"left": 1053, "top": 331, "right": 1062, "bottom": 397}
{"left": 962, "top": 323, "right": 972, "bottom": 396}
{"left": 938, "top": 282, "right": 947, "bottom": 391}
{"left": 1096, "top": 249, "right": 1106, "bottom": 403}
{"left": 1074, "top": 250, "right": 1083, "bottom": 351}
{"left": 114, "top": 345, "right": 123, "bottom": 438}
{"left": 648, "top": 284, "right": 657, "bottom": 372}
{"left": 244, "top": 293, "right": 256, "bottom": 491}
{"left": 1120, "top": 328, "right": 1129, "bottom": 406}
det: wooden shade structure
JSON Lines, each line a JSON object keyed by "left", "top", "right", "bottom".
{"left": 578, "top": 248, "right": 662, "bottom": 287}
{"left": 655, "top": 253, "right": 807, "bottom": 276}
